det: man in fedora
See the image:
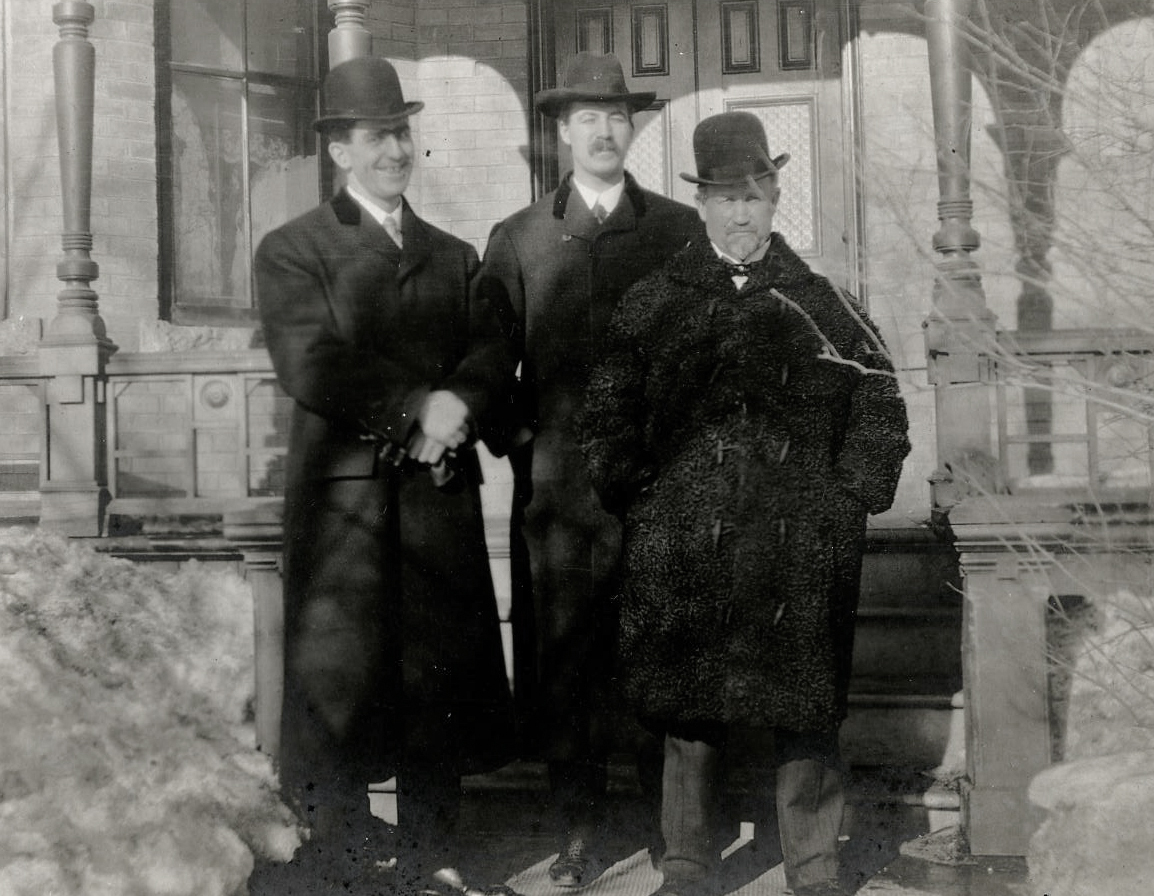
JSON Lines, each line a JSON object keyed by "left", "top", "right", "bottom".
{"left": 253, "top": 55, "right": 518, "bottom": 896}
{"left": 475, "top": 52, "right": 699, "bottom": 887}
{"left": 579, "top": 111, "right": 910, "bottom": 896}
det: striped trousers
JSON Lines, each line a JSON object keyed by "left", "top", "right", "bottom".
{"left": 659, "top": 726, "right": 844, "bottom": 893}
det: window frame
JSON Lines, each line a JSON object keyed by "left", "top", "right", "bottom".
{"left": 155, "top": 0, "right": 330, "bottom": 326}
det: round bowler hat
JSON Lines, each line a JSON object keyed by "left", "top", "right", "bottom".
{"left": 680, "top": 111, "right": 790, "bottom": 186}
{"left": 313, "top": 56, "right": 424, "bottom": 132}
{"left": 535, "top": 52, "right": 656, "bottom": 118}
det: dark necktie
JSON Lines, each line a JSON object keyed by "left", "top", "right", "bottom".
{"left": 593, "top": 202, "right": 609, "bottom": 225}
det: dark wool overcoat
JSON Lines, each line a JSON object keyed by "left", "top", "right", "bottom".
{"left": 255, "top": 190, "right": 516, "bottom": 789}
{"left": 580, "top": 235, "right": 911, "bottom": 734}
{"left": 476, "top": 172, "right": 700, "bottom": 758}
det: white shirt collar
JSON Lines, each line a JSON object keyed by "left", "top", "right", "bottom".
{"left": 710, "top": 242, "right": 745, "bottom": 266}
{"left": 711, "top": 240, "right": 771, "bottom": 289}
{"left": 709, "top": 239, "right": 772, "bottom": 267}
{"left": 346, "top": 182, "right": 403, "bottom": 231}
{"left": 572, "top": 178, "right": 625, "bottom": 215}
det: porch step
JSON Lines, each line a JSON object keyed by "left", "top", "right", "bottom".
{"left": 842, "top": 689, "right": 965, "bottom": 773}
{"left": 455, "top": 759, "right": 961, "bottom": 833}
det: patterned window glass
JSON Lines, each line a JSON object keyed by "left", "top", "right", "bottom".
{"left": 628, "top": 105, "right": 670, "bottom": 195}
{"left": 732, "top": 100, "right": 817, "bottom": 253}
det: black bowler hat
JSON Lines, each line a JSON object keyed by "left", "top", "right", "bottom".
{"left": 680, "top": 112, "right": 790, "bottom": 185}
{"left": 534, "top": 52, "right": 656, "bottom": 118}
{"left": 313, "top": 56, "right": 424, "bottom": 132}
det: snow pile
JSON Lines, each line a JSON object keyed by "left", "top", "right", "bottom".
{"left": 0, "top": 527, "right": 300, "bottom": 896}
{"left": 1029, "top": 587, "right": 1154, "bottom": 896}
{"left": 1062, "top": 588, "right": 1154, "bottom": 759}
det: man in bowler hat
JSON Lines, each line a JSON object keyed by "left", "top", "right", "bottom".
{"left": 475, "top": 52, "right": 700, "bottom": 887}
{"left": 252, "top": 55, "right": 518, "bottom": 896}
{"left": 580, "top": 112, "right": 911, "bottom": 896}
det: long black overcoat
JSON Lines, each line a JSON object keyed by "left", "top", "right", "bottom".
{"left": 476, "top": 173, "right": 700, "bottom": 758}
{"left": 580, "top": 236, "right": 911, "bottom": 734}
{"left": 255, "top": 190, "right": 515, "bottom": 787}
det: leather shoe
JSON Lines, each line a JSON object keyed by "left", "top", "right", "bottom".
{"left": 402, "top": 866, "right": 525, "bottom": 896}
{"left": 791, "top": 881, "right": 848, "bottom": 896}
{"left": 650, "top": 876, "right": 710, "bottom": 896}
{"left": 548, "top": 832, "right": 609, "bottom": 888}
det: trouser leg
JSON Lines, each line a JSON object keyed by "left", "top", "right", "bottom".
{"left": 773, "top": 729, "right": 845, "bottom": 892}
{"left": 396, "top": 762, "right": 462, "bottom": 879}
{"left": 660, "top": 727, "right": 724, "bottom": 884}
{"left": 549, "top": 758, "right": 608, "bottom": 837}
{"left": 396, "top": 706, "right": 463, "bottom": 882}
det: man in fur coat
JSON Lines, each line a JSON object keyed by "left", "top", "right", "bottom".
{"left": 580, "top": 112, "right": 911, "bottom": 896}
{"left": 476, "top": 52, "right": 699, "bottom": 885}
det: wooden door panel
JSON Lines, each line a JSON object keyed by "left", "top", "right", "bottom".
{"left": 550, "top": 0, "right": 856, "bottom": 289}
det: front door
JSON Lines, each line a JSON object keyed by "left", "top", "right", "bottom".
{"left": 553, "top": 0, "right": 859, "bottom": 292}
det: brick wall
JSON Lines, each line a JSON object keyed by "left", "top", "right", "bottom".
{"left": 368, "top": 0, "right": 533, "bottom": 253}
{"left": 1, "top": 0, "right": 157, "bottom": 352}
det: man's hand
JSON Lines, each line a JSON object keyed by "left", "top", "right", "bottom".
{"left": 410, "top": 390, "right": 470, "bottom": 465}
{"left": 419, "top": 390, "right": 470, "bottom": 445}
{"left": 406, "top": 431, "right": 452, "bottom": 466}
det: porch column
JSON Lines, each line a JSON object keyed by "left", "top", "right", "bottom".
{"left": 40, "top": 1, "right": 117, "bottom": 536}
{"left": 223, "top": 503, "right": 286, "bottom": 759}
{"left": 327, "top": 0, "right": 372, "bottom": 67}
{"left": 953, "top": 527, "right": 1051, "bottom": 856}
{"left": 922, "top": 0, "right": 998, "bottom": 514}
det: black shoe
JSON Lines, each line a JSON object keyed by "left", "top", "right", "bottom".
{"left": 651, "top": 877, "right": 710, "bottom": 896}
{"left": 405, "top": 867, "right": 524, "bottom": 896}
{"left": 248, "top": 840, "right": 394, "bottom": 896}
{"left": 548, "top": 833, "right": 609, "bottom": 889}
{"left": 791, "top": 881, "right": 848, "bottom": 896}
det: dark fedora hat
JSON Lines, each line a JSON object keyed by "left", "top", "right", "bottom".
{"left": 680, "top": 111, "right": 790, "bottom": 186}
{"left": 535, "top": 52, "right": 656, "bottom": 118}
{"left": 313, "top": 56, "right": 424, "bottom": 132}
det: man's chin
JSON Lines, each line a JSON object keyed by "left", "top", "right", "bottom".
{"left": 727, "top": 240, "right": 760, "bottom": 260}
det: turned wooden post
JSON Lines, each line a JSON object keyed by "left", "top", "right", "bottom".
{"left": 327, "top": 0, "right": 372, "bottom": 67}
{"left": 40, "top": 1, "right": 116, "bottom": 535}
{"left": 922, "top": 0, "right": 998, "bottom": 514}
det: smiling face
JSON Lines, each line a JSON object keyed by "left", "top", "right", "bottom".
{"left": 558, "top": 101, "right": 634, "bottom": 191}
{"left": 695, "top": 177, "right": 780, "bottom": 262}
{"left": 328, "top": 120, "right": 414, "bottom": 211}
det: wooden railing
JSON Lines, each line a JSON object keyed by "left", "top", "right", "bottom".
{"left": 4, "top": 330, "right": 1153, "bottom": 532}
{"left": 947, "top": 327, "right": 1154, "bottom": 855}
{"left": 0, "top": 356, "right": 46, "bottom": 521}
{"left": 103, "top": 349, "right": 289, "bottom": 517}
{"left": 990, "top": 328, "right": 1154, "bottom": 502}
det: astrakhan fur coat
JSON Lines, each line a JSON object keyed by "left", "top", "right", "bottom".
{"left": 580, "top": 234, "right": 911, "bottom": 734}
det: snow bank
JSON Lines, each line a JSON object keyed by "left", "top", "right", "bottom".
{"left": 0, "top": 527, "right": 300, "bottom": 896}
{"left": 1029, "top": 587, "right": 1154, "bottom": 896}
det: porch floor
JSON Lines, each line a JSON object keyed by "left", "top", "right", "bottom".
{"left": 391, "top": 780, "right": 1031, "bottom": 896}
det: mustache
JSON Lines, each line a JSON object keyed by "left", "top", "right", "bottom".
{"left": 590, "top": 138, "right": 619, "bottom": 153}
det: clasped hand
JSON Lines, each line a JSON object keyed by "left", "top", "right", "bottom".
{"left": 408, "top": 390, "right": 470, "bottom": 465}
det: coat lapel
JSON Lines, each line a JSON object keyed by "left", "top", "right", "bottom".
{"left": 554, "top": 171, "right": 646, "bottom": 242}
{"left": 396, "top": 199, "right": 432, "bottom": 285}
{"left": 332, "top": 188, "right": 402, "bottom": 262}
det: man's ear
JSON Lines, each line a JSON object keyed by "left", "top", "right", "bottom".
{"left": 327, "top": 140, "right": 350, "bottom": 171}
{"left": 557, "top": 118, "right": 572, "bottom": 148}
{"left": 694, "top": 191, "right": 709, "bottom": 223}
